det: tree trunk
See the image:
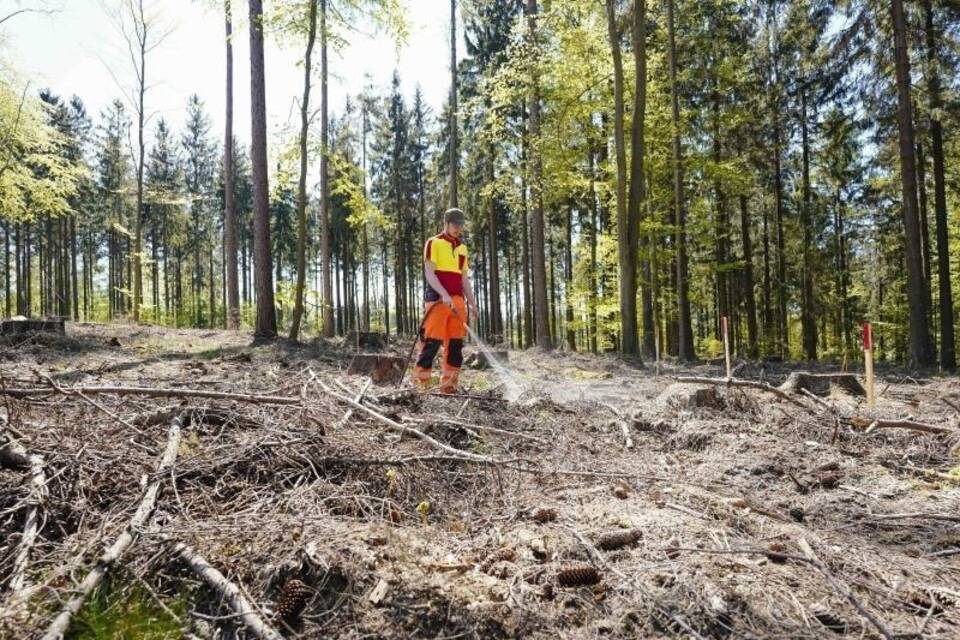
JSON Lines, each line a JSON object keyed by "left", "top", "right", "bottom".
{"left": 668, "top": 0, "right": 693, "bottom": 361}
{"left": 923, "top": 0, "right": 954, "bottom": 369}
{"left": 249, "top": 0, "right": 276, "bottom": 337}
{"left": 739, "top": 193, "right": 758, "bottom": 358}
{"left": 449, "top": 0, "right": 459, "bottom": 208}
{"left": 891, "top": 0, "right": 934, "bottom": 366}
{"left": 224, "top": 0, "right": 240, "bottom": 329}
{"left": 132, "top": 0, "right": 147, "bottom": 323}
{"left": 629, "top": 0, "right": 651, "bottom": 357}
{"left": 527, "top": 0, "right": 550, "bottom": 349}
{"left": 604, "top": 0, "right": 637, "bottom": 356}
{"left": 320, "top": 0, "right": 334, "bottom": 338}
{"left": 289, "top": 0, "right": 317, "bottom": 341}
{"left": 799, "top": 87, "right": 817, "bottom": 360}
{"left": 487, "top": 145, "right": 502, "bottom": 336}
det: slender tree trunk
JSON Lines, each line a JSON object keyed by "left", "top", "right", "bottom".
{"left": 739, "top": 193, "right": 758, "bottom": 358}
{"left": 891, "top": 0, "right": 934, "bottom": 365}
{"left": 565, "top": 201, "right": 575, "bottom": 351}
{"left": 521, "top": 111, "right": 532, "bottom": 348}
{"left": 132, "top": 0, "right": 147, "bottom": 323}
{"left": 487, "top": 145, "right": 502, "bottom": 337}
{"left": 667, "top": 0, "right": 693, "bottom": 361}
{"left": 588, "top": 142, "right": 599, "bottom": 354}
{"left": 289, "top": 0, "right": 318, "bottom": 341}
{"left": 923, "top": 0, "right": 954, "bottom": 369}
{"left": 773, "top": 117, "right": 787, "bottom": 355}
{"left": 527, "top": 0, "right": 550, "bottom": 349}
{"left": 249, "top": 0, "right": 276, "bottom": 337}
{"left": 628, "top": 0, "right": 651, "bottom": 357}
{"left": 604, "top": 0, "right": 637, "bottom": 356}
{"left": 449, "top": 0, "right": 459, "bottom": 208}
{"left": 319, "top": 0, "right": 334, "bottom": 337}
{"left": 916, "top": 141, "right": 935, "bottom": 346}
{"left": 799, "top": 87, "right": 817, "bottom": 360}
{"left": 224, "top": 0, "right": 240, "bottom": 329}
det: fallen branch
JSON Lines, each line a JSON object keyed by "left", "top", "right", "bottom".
{"left": 1, "top": 385, "right": 303, "bottom": 406}
{"left": 797, "top": 538, "right": 895, "bottom": 640}
{"left": 404, "top": 416, "right": 549, "bottom": 444}
{"left": 41, "top": 419, "right": 182, "bottom": 640}
{"left": 317, "top": 380, "right": 493, "bottom": 463}
{"left": 848, "top": 416, "right": 954, "bottom": 436}
{"left": 866, "top": 512, "right": 960, "bottom": 524}
{"left": 674, "top": 376, "right": 809, "bottom": 409}
{"left": 4, "top": 442, "right": 46, "bottom": 597}
{"left": 333, "top": 377, "right": 372, "bottom": 429}
{"left": 168, "top": 540, "right": 282, "bottom": 640}
{"left": 599, "top": 402, "right": 633, "bottom": 449}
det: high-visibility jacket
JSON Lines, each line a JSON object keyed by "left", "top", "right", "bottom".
{"left": 423, "top": 233, "right": 468, "bottom": 302}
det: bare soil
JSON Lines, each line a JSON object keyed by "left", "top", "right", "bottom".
{"left": 1, "top": 323, "right": 959, "bottom": 639}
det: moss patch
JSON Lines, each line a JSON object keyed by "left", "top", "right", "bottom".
{"left": 67, "top": 581, "right": 186, "bottom": 640}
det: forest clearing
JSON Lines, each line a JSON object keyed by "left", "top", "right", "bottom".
{"left": 4, "top": 0, "right": 960, "bottom": 637}
{"left": 0, "top": 324, "right": 958, "bottom": 639}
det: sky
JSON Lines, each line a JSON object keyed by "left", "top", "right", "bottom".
{"left": 2, "top": 0, "right": 459, "bottom": 147}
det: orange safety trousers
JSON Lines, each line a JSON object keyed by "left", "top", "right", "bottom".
{"left": 413, "top": 295, "right": 467, "bottom": 393}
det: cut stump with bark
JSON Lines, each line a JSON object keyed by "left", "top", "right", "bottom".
{"left": 347, "top": 354, "right": 407, "bottom": 385}
{"left": 779, "top": 372, "right": 865, "bottom": 397}
{"left": 657, "top": 383, "right": 727, "bottom": 411}
{"left": 465, "top": 350, "right": 509, "bottom": 370}
{"left": 1, "top": 316, "right": 65, "bottom": 336}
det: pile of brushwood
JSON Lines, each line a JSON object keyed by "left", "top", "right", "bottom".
{"left": 1, "top": 326, "right": 959, "bottom": 639}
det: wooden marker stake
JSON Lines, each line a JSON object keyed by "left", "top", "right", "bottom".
{"left": 863, "top": 322, "right": 875, "bottom": 408}
{"left": 722, "top": 316, "right": 731, "bottom": 380}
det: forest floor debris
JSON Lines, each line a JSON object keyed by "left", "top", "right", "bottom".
{"left": 1, "top": 323, "right": 958, "bottom": 638}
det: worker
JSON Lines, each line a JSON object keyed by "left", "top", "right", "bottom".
{"left": 413, "top": 208, "right": 479, "bottom": 394}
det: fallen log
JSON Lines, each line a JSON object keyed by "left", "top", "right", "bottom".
{"left": 169, "top": 540, "right": 282, "bottom": 640}
{"left": 779, "top": 371, "right": 865, "bottom": 397}
{"left": 848, "top": 416, "right": 954, "bottom": 436}
{"left": 40, "top": 419, "right": 182, "bottom": 640}
{"left": 674, "top": 376, "right": 809, "bottom": 409}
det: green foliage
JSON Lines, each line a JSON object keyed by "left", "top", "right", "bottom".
{"left": 67, "top": 581, "right": 187, "bottom": 640}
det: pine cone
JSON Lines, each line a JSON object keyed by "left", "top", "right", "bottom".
{"left": 765, "top": 542, "right": 789, "bottom": 564}
{"left": 275, "top": 579, "right": 311, "bottom": 623}
{"left": 612, "top": 485, "right": 629, "bottom": 500}
{"left": 531, "top": 507, "right": 558, "bottom": 523}
{"left": 816, "top": 470, "right": 843, "bottom": 489}
{"left": 597, "top": 529, "right": 642, "bottom": 551}
{"left": 480, "top": 547, "right": 516, "bottom": 573}
{"left": 556, "top": 563, "right": 600, "bottom": 587}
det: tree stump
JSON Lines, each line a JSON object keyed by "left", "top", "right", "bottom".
{"left": 656, "top": 383, "right": 727, "bottom": 411}
{"left": 345, "top": 331, "right": 387, "bottom": 351}
{"left": 465, "top": 350, "right": 509, "bottom": 370}
{"left": 778, "top": 372, "right": 865, "bottom": 397}
{"left": 1, "top": 316, "right": 65, "bottom": 336}
{"left": 347, "top": 354, "right": 407, "bottom": 385}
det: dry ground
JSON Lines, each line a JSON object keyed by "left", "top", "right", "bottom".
{"left": 1, "top": 323, "right": 959, "bottom": 639}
